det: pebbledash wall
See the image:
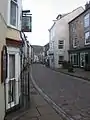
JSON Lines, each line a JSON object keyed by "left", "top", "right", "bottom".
{"left": 49, "top": 7, "right": 84, "bottom": 68}
{"left": 0, "top": 0, "right": 8, "bottom": 120}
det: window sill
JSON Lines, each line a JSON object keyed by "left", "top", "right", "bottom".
{"left": 7, "top": 24, "right": 20, "bottom": 31}
{"left": 73, "top": 46, "right": 77, "bottom": 48}
{"left": 85, "top": 42, "right": 90, "bottom": 45}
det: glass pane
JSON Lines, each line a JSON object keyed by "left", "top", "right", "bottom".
{"left": 10, "top": 1, "right": 17, "bottom": 26}
{"left": 8, "top": 80, "right": 16, "bottom": 103}
{"left": 84, "top": 14, "right": 89, "bottom": 27}
{"left": 9, "top": 54, "right": 15, "bottom": 79}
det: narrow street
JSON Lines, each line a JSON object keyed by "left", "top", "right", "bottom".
{"left": 32, "top": 64, "right": 90, "bottom": 120}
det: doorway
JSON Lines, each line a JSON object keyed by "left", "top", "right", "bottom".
{"left": 80, "top": 52, "right": 88, "bottom": 67}
{"left": 80, "top": 53, "right": 85, "bottom": 67}
{"left": 5, "top": 47, "right": 20, "bottom": 110}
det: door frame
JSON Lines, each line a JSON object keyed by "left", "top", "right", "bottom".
{"left": 5, "top": 47, "right": 20, "bottom": 110}
{"left": 80, "top": 52, "right": 88, "bottom": 68}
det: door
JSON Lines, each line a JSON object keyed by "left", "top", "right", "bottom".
{"left": 80, "top": 53, "right": 85, "bottom": 67}
{"left": 85, "top": 53, "right": 88, "bottom": 65}
{"left": 5, "top": 50, "right": 20, "bottom": 110}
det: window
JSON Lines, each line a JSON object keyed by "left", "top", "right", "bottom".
{"left": 58, "top": 40, "right": 64, "bottom": 49}
{"left": 72, "top": 23, "right": 76, "bottom": 33}
{"left": 58, "top": 56, "right": 64, "bottom": 64}
{"left": 84, "top": 14, "right": 89, "bottom": 28}
{"left": 10, "top": 0, "right": 18, "bottom": 26}
{"left": 73, "top": 37, "right": 77, "bottom": 48}
{"left": 9, "top": 54, "right": 15, "bottom": 79}
{"left": 70, "top": 54, "right": 78, "bottom": 66}
{"left": 8, "top": 54, "right": 15, "bottom": 103}
{"left": 85, "top": 32, "right": 90, "bottom": 44}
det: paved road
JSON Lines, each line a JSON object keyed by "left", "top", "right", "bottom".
{"left": 32, "top": 64, "right": 90, "bottom": 120}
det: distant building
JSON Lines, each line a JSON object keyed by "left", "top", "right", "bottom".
{"left": 43, "top": 43, "right": 49, "bottom": 65}
{"left": 69, "top": 2, "right": 90, "bottom": 68}
{"left": 32, "top": 45, "right": 44, "bottom": 63}
{"left": 34, "top": 54, "right": 39, "bottom": 62}
{"left": 49, "top": 7, "right": 84, "bottom": 68}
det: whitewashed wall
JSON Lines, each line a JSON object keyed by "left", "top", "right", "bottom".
{"left": 49, "top": 7, "right": 84, "bottom": 68}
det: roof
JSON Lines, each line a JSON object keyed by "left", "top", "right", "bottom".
{"left": 68, "top": 8, "right": 90, "bottom": 24}
{"left": 49, "top": 6, "right": 84, "bottom": 31}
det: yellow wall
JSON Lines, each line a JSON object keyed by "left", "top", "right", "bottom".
{"left": 0, "top": 3, "right": 7, "bottom": 119}
{"left": 6, "top": 26, "right": 21, "bottom": 41}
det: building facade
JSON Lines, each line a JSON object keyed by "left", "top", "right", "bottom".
{"left": 0, "top": 0, "right": 8, "bottom": 119}
{"left": 69, "top": 2, "right": 90, "bottom": 68}
{"left": 5, "top": 0, "right": 22, "bottom": 112}
{"left": 43, "top": 43, "right": 49, "bottom": 66}
{"left": 49, "top": 7, "right": 84, "bottom": 68}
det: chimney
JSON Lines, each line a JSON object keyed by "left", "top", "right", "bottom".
{"left": 56, "top": 14, "right": 62, "bottom": 20}
{"left": 85, "top": 1, "right": 90, "bottom": 10}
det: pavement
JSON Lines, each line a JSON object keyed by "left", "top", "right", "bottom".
{"left": 32, "top": 64, "right": 90, "bottom": 120}
{"left": 54, "top": 68, "right": 90, "bottom": 81}
{"left": 5, "top": 82, "right": 62, "bottom": 120}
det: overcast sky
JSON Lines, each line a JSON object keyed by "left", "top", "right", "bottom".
{"left": 22, "top": 0, "right": 87, "bottom": 46}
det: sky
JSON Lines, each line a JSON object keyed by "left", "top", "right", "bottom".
{"left": 22, "top": 0, "right": 87, "bottom": 46}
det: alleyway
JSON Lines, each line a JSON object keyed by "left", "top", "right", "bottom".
{"left": 32, "top": 64, "right": 90, "bottom": 120}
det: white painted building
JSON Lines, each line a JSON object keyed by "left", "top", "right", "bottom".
{"left": 49, "top": 7, "right": 84, "bottom": 68}
{"left": 5, "top": 0, "right": 22, "bottom": 112}
{"left": 34, "top": 55, "right": 39, "bottom": 62}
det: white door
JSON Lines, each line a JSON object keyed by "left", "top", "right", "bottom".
{"left": 5, "top": 48, "right": 20, "bottom": 110}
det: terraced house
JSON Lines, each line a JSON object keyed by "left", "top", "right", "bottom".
{"left": 69, "top": 2, "right": 90, "bottom": 68}
{"left": 6, "top": 0, "right": 22, "bottom": 111}
{"left": 0, "top": 0, "right": 8, "bottom": 120}
{"left": 49, "top": 7, "right": 84, "bottom": 68}
{"left": 0, "top": 0, "right": 22, "bottom": 119}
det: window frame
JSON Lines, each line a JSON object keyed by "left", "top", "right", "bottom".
{"left": 58, "top": 40, "right": 64, "bottom": 49}
{"left": 85, "top": 31, "right": 90, "bottom": 45}
{"left": 73, "top": 37, "right": 77, "bottom": 48}
{"left": 70, "top": 53, "right": 79, "bottom": 66}
{"left": 10, "top": 0, "right": 18, "bottom": 28}
{"left": 58, "top": 56, "right": 64, "bottom": 64}
{"left": 84, "top": 13, "right": 89, "bottom": 28}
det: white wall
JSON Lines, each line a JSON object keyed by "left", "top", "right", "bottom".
{"left": 49, "top": 7, "right": 84, "bottom": 68}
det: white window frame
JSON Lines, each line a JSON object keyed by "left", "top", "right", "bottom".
{"left": 5, "top": 47, "right": 20, "bottom": 110}
{"left": 58, "top": 40, "right": 64, "bottom": 49}
{"left": 84, "top": 13, "right": 89, "bottom": 28}
{"left": 9, "top": 0, "right": 18, "bottom": 28}
{"left": 73, "top": 37, "right": 77, "bottom": 48}
{"left": 85, "top": 31, "right": 90, "bottom": 45}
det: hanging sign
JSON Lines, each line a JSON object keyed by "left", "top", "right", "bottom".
{"left": 22, "top": 15, "right": 32, "bottom": 32}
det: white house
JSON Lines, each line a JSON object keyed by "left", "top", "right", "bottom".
{"left": 49, "top": 7, "right": 84, "bottom": 68}
{"left": 5, "top": 0, "right": 22, "bottom": 112}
